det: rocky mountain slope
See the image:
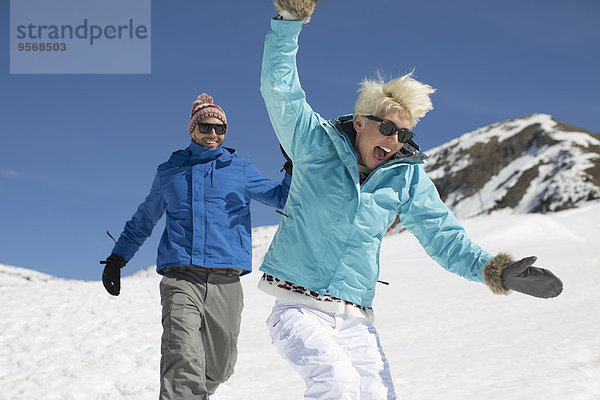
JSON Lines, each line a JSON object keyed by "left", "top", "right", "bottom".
{"left": 423, "top": 114, "right": 600, "bottom": 218}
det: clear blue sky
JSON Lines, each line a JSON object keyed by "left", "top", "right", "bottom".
{"left": 1, "top": 0, "right": 598, "bottom": 280}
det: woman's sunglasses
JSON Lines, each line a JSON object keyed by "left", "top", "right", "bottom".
{"left": 196, "top": 122, "right": 227, "bottom": 135}
{"left": 365, "top": 115, "right": 415, "bottom": 143}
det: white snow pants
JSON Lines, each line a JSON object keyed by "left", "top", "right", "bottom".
{"left": 267, "top": 300, "right": 396, "bottom": 400}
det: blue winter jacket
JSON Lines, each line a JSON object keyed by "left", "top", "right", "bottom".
{"left": 112, "top": 140, "right": 291, "bottom": 275}
{"left": 259, "top": 20, "right": 494, "bottom": 307}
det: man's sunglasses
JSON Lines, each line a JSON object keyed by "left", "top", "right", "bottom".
{"left": 196, "top": 122, "right": 227, "bottom": 135}
{"left": 365, "top": 115, "right": 415, "bottom": 143}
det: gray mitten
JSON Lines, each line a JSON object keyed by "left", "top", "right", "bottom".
{"left": 483, "top": 253, "right": 563, "bottom": 299}
{"left": 274, "top": 0, "right": 321, "bottom": 23}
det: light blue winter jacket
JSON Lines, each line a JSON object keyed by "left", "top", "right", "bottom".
{"left": 259, "top": 20, "right": 494, "bottom": 307}
{"left": 112, "top": 140, "right": 291, "bottom": 275}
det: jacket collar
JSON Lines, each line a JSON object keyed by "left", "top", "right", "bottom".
{"left": 168, "top": 141, "right": 236, "bottom": 167}
{"left": 188, "top": 140, "right": 235, "bottom": 163}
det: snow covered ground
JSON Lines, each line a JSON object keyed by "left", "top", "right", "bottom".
{"left": 1, "top": 203, "right": 599, "bottom": 400}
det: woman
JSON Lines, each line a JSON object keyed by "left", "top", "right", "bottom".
{"left": 257, "top": 1, "right": 563, "bottom": 399}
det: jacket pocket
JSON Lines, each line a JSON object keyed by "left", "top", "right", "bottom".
{"left": 236, "top": 226, "right": 250, "bottom": 255}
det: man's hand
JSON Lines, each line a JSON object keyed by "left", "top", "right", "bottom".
{"left": 274, "top": 0, "right": 321, "bottom": 23}
{"left": 280, "top": 145, "right": 293, "bottom": 175}
{"left": 101, "top": 253, "right": 127, "bottom": 296}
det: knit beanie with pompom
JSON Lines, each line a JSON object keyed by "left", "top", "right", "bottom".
{"left": 188, "top": 93, "right": 227, "bottom": 135}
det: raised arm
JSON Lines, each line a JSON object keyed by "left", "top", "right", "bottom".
{"left": 260, "top": 17, "right": 324, "bottom": 162}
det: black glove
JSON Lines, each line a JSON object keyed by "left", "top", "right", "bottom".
{"left": 280, "top": 144, "right": 293, "bottom": 175}
{"left": 502, "top": 256, "right": 563, "bottom": 299}
{"left": 101, "top": 253, "right": 127, "bottom": 296}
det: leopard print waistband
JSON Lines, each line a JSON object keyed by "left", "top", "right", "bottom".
{"left": 261, "top": 273, "right": 372, "bottom": 312}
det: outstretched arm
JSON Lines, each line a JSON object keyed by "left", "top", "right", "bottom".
{"left": 245, "top": 159, "right": 291, "bottom": 209}
{"left": 399, "top": 166, "right": 492, "bottom": 283}
{"left": 399, "top": 166, "right": 562, "bottom": 298}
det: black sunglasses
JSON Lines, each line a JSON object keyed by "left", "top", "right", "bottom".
{"left": 196, "top": 122, "right": 227, "bottom": 135}
{"left": 365, "top": 115, "right": 415, "bottom": 143}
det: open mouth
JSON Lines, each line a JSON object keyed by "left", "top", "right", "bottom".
{"left": 372, "top": 145, "right": 391, "bottom": 164}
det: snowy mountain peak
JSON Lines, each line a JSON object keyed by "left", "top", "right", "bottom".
{"left": 424, "top": 114, "right": 600, "bottom": 218}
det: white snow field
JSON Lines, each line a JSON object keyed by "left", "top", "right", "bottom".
{"left": 1, "top": 203, "right": 599, "bottom": 400}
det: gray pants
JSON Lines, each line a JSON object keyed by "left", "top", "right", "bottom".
{"left": 159, "top": 266, "right": 243, "bottom": 400}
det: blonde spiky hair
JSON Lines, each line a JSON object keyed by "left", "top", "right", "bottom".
{"left": 353, "top": 72, "right": 436, "bottom": 129}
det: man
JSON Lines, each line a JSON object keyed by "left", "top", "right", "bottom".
{"left": 257, "top": 1, "right": 563, "bottom": 399}
{"left": 101, "top": 93, "right": 291, "bottom": 399}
